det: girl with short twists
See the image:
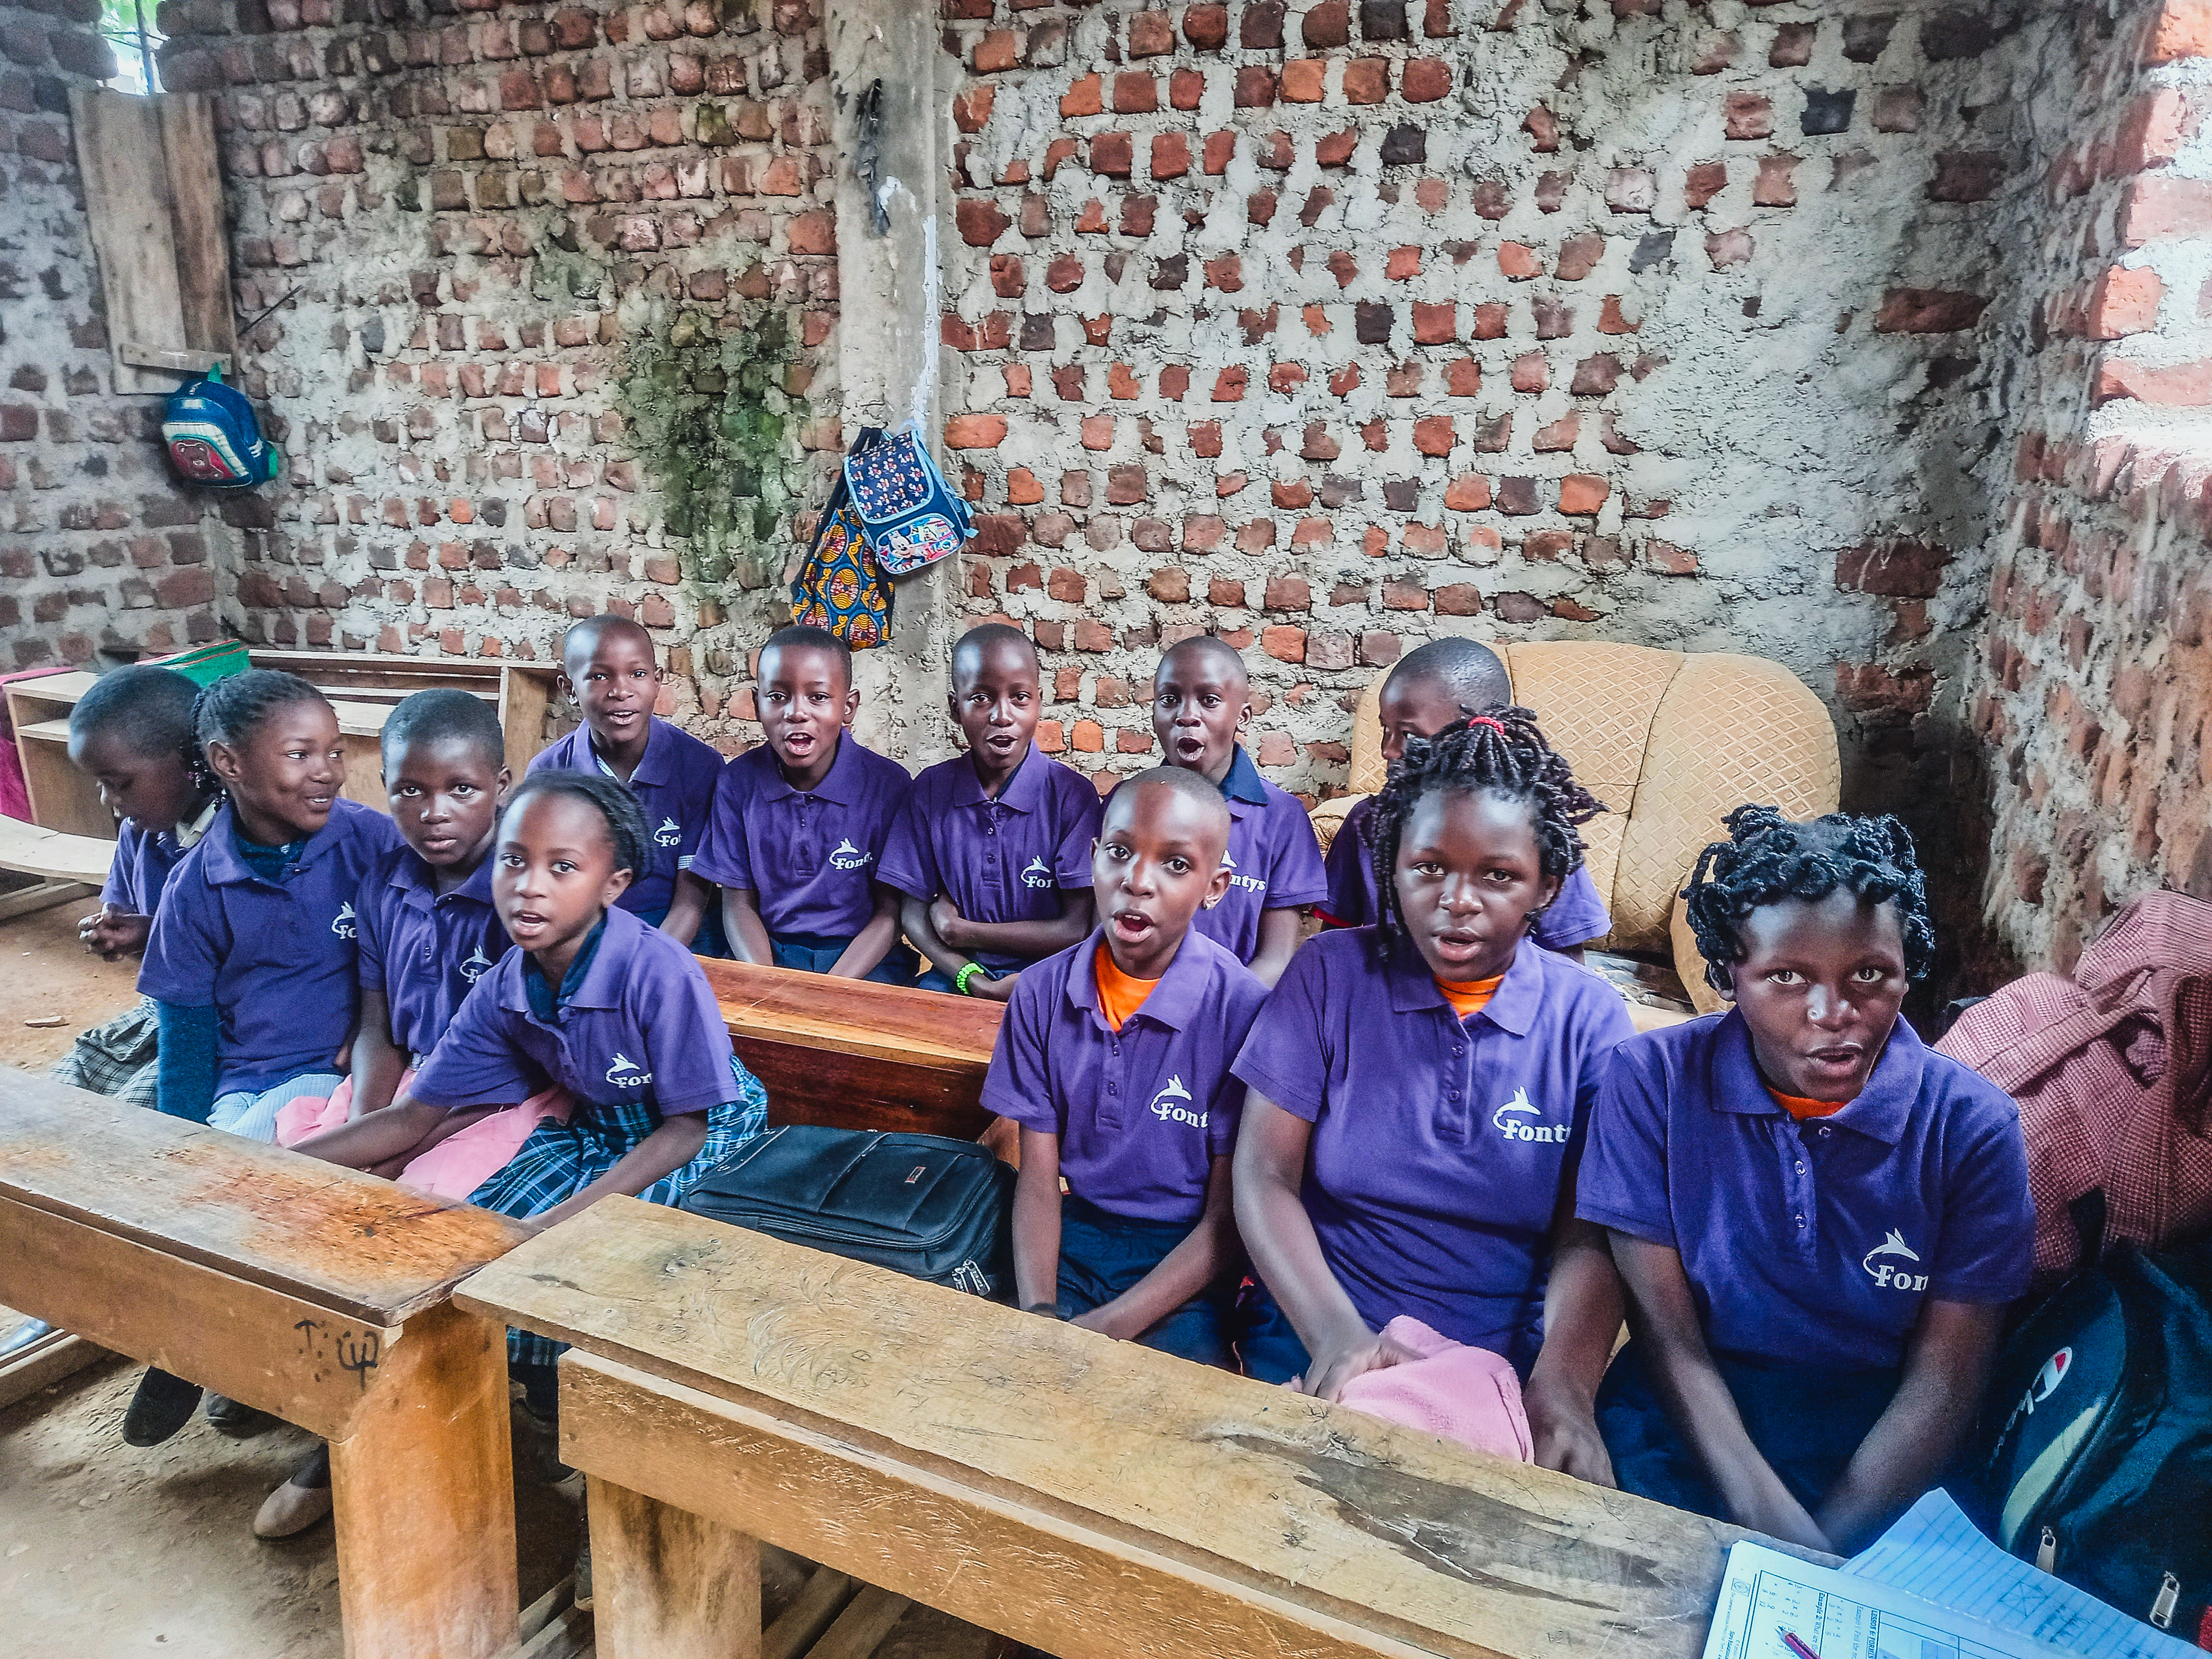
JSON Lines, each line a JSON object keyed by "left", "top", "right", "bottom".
{"left": 1368, "top": 708, "right": 1605, "bottom": 962}
{"left": 1577, "top": 807, "right": 2030, "bottom": 1553}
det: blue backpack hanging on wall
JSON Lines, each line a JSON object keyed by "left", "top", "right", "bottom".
{"left": 161, "top": 366, "right": 281, "bottom": 488}
{"left": 842, "top": 422, "right": 973, "bottom": 575}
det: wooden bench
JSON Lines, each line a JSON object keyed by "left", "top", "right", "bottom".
{"left": 0, "top": 1066, "right": 533, "bottom": 1659}
{"left": 462, "top": 1197, "right": 1823, "bottom": 1659}
{"left": 701, "top": 957, "right": 1001, "bottom": 1142}
{"left": 0, "top": 817, "right": 112, "bottom": 920}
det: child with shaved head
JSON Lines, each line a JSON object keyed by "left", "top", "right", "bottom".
{"left": 1321, "top": 638, "right": 1612, "bottom": 955}
{"left": 990, "top": 766, "right": 1267, "bottom": 1365}
{"left": 528, "top": 615, "right": 727, "bottom": 951}
{"left": 883, "top": 623, "right": 1100, "bottom": 999}
{"left": 1149, "top": 635, "right": 1327, "bottom": 987}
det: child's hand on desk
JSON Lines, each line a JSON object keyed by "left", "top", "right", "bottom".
{"left": 79, "top": 905, "right": 150, "bottom": 960}
{"left": 1301, "top": 1324, "right": 1423, "bottom": 1403}
{"left": 1522, "top": 1373, "right": 1616, "bottom": 1487}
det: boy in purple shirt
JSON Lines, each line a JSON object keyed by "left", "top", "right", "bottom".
{"left": 886, "top": 624, "right": 1100, "bottom": 999}
{"left": 1232, "top": 711, "right": 1631, "bottom": 1479}
{"left": 1578, "top": 808, "right": 2031, "bottom": 1552}
{"left": 1150, "top": 636, "right": 1326, "bottom": 987}
{"left": 529, "top": 615, "right": 727, "bottom": 952}
{"left": 1319, "top": 638, "right": 1611, "bottom": 954}
{"left": 992, "top": 768, "right": 1266, "bottom": 1365}
{"left": 50, "top": 666, "right": 220, "bottom": 1112}
{"left": 695, "top": 625, "right": 916, "bottom": 983}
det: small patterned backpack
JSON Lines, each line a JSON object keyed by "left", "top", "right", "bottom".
{"left": 842, "top": 423, "right": 974, "bottom": 575}
{"left": 790, "top": 434, "right": 891, "bottom": 650}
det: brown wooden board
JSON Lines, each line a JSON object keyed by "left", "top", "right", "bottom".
{"left": 737, "top": 1038, "right": 993, "bottom": 1142}
{"left": 156, "top": 93, "right": 235, "bottom": 364}
{"left": 467, "top": 1201, "right": 1828, "bottom": 1659}
{"left": 0, "top": 1066, "right": 528, "bottom": 1327}
{"left": 70, "top": 88, "right": 192, "bottom": 394}
{"left": 701, "top": 958, "right": 1001, "bottom": 1074}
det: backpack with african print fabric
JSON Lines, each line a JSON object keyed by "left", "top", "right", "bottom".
{"left": 790, "top": 431, "right": 891, "bottom": 651}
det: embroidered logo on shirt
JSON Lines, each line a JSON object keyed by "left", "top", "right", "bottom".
{"left": 1491, "top": 1088, "right": 1567, "bottom": 1144}
{"left": 1149, "top": 1074, "right": 1207, "bottom": 1128}
{"left": 829, "top": 837, "right": 873, "bottom": 870}
{"left": 458, "top": 945, "right": 495, "bottom": 984}
{"left": 604, "top": 1051, "right": 652, "bottom": 1089}
{"left": 654, "top": 816, "right": 681, "bottom": 847}
{"left": 1219, "top": 849, "right": 1266, "bottom": 894}
{"left": 331, "top": 901, "right": 357, "bottom": 940}
{"left": 1020, "top": 855, "right": 1053, "bottom": 889}
{"left": 1861, "top": 1229, "right": 1929, "bottom": 1291}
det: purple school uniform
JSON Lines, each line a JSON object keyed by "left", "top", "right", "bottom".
{"left": 1322, "top": 795, "right": 1612, "bottom": 950}
{"left": 692, "top": 733, "right": 911, "bottom": 938}
{"left": 138, "top": 797, "right": 401, "bottom": 1098}
{"left": 411, "top": 904, "right": 737, "bottom": 1115}
{"left": 985, "top": 929, "right": 1268, "bottom": 1225}
{"left": 1183, "top": 746, "right": 1327, "bottom": 964}
{"left": 1232, "top": 926, "right": 1635, "bottom": 1369}
{"left": 1577, "top": 1011, "right": 2033, "bottom": 1371}
{"left": 528, "top": 716, "right": 725, "bottom": 919}
{"left": 102, "top": 815, "right": 199, "bottom": 917}
{"left": 878, "top": 745, "right": 1102, "bottom": 973}
{"left": 354, "top": 843, "right": 511, "bottom": 1062}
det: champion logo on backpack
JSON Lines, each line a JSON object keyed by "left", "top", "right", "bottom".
{"left": 1862, "top": 1229, "right": 1929, "bottom": 1291}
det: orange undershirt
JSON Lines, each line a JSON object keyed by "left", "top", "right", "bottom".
{"left": 1093, "top": 945, "right": 1160, "bottom": 1033}
{"left": 1766, "top": 1087, "right": 1851, "bottom": 1120}
{"left": 1435, "top": 972, "right": 1506, "bottom": 1020}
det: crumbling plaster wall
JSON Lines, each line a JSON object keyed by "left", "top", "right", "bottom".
{"left": 0, "top": 0, "right": 230, "bottom": 672}
{"left": 936, "top": 0, "right": 2078, "bottom": 946}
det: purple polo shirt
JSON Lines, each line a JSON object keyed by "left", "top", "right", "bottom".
{"left": 1184, "top": 746, "right": 1328, "bottom": 964}
{"left": 691, "top": 732, "right": 912, "bottom": 939}
{"left": 878, "top": 744, "right": 1102, "bottom": 973}
{"left": 138, "top": 798, "right": 403, "bottom": 1097}
{"left": 412, "top": 904, "right": 739, "bottom": 1115}
{"left": 1232, "top": 926, "right": 1635, "bottom": 1371}
{"left": 1577, "top": 1011, "right": 2033, "bottom": 1371}
{"left": 985, "top": 928, "right": 1268, "bottom": 1224}
{"left": 1321, "top": 795, "right": 1612, "bottom": 950}
{"left": 527, "top": 715, "right": 726, "bottom": 919}
{"left": 355, "top": 843, "right": 512, "bottom": 1062}
{"left": 102, "top": 816, "right": 196, "bottom": 917}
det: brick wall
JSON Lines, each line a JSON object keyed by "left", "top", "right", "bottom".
{"left": 154, "top": 0, "right": 842, "bottom": 730}
{"left": 1969, "top": 0, "right": 2212, "bottom": 971}
{"left": 934, "top": 0, "right": 2072, "bottom": 899}
{"left": 0, "top": 0, "right": 227, "bottom": 672}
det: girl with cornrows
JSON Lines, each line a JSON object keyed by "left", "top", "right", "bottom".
{"left": 124, "top": 670, "right": 400, "bottom": 1447}
{"left": 1578, "top": 807, "right": 2031, "bottom": 1551}
{"left": 1230, "top": 710, "right": 1635, "bottom": 1481}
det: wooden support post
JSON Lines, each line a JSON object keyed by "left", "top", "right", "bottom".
{"left": 327, "top": 1302, "right": 519, "bottom": 1659}
{"left": 588, "top": 1474, "right": 764, "bottom": 1659}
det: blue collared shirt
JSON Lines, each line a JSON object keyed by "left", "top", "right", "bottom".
{"left": 985, "top": 927, "right": 1268, "bottom": 1223}
{"left": 1578, "top": 1009, "right": 2033, "bottom": 1370}
{"left": 878, "top": 744, "right": 1102, "bottom": 972}
{"left": 1173, "top": 746, "right": 1328, "bottom": 964}
{"left": 354, "top": 842, "right": 511, "bottom": 1061}
{"left": 527, "top": 715, "right": 726, "bottom": 919}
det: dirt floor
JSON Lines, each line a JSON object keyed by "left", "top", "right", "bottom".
{"left": 0, "top": 893, "right": 999, "bottom": 1659}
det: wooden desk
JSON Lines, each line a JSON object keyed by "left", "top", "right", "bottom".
{"left": 0, "top": 1067, "right": 531, "bottom": 1659}
{"left": 701, "top": 958, "right": 1001, "bottom": 1142}
{"left": 465, "top": 1199, "right": 1820, "bottom": 1659}
{"left": 4, "top": 652, "right": 558, "bottom": 837}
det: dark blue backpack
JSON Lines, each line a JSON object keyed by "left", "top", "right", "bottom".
{"left": 161, "top": 366, "right": 280, "bottom": 488}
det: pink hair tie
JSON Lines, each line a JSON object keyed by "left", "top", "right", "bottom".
{"left": 1465, "top": 715, "right": 1506, "bottom": 733}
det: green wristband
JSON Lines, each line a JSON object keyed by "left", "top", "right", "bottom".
{"left": 955, "top": 962, "right": 986, "bottom": 995}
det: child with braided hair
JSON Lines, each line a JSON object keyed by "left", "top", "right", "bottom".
{"left": 1577, "top": 807, "right": 2031, "bottom": 1550}
{"left": 1231, "top": 709, "right": 1634, "bottom": 1479}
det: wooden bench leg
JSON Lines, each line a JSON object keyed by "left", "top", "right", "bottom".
{"left": 588, "top": 1474, "right": 763, "bottom": 1659}
{"left": 327, "top": 1303, "right": 519, "bottom": 1659}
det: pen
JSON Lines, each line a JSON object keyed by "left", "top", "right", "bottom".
{"left": 1780, "top": 1630, "right": 1821, "bottom": 1659}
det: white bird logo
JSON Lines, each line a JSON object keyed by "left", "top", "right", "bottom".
{"left": 653, "top": 816, "right": 681, "bottom": 847}
{"left": 459, "top": 945, "right": 495, "bottom": 983}
{"left": 1020, "top": 855, "right": 1053, "bottom": 889}
{"left": 331, "top": 901, "right": 356, "bottom": 939}
{"left": 1863, "top": 1229, "right": 1928, "bottom": 1291}
{"left": 604, "top": 1051, "right": 651, "bottom": 1088}
{"left": 829, "top": 837, "right": 872, "bottom": 869}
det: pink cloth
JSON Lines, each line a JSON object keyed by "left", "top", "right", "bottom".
{"left": 274, "top": 1069, "right": 570, "bottom": 1202}
{"left": 1319, "top": 1316, "right": 1533, "bottom": 1462}
{"left": 0, "top": 666, "right": 72, "bottom": 822}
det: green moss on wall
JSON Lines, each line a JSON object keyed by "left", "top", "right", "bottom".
{"left": 614, "top": 304, "right": 806, "bottom": 589}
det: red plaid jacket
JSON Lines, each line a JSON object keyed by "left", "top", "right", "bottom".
{"left": 1938, "top": 891, "right": 2212, "bottom": 1281}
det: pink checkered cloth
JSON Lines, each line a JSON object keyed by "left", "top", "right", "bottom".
{"left": 1938, "top": 890, "right": 2212, "bottom": 1281}
{"left": 275, "top": 1068, "right": 571, "bottom": 1202}
{"left": 1307, "top": 1316, "right": 1532, "bottom": 1462}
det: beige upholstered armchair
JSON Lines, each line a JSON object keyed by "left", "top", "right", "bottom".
{"left": 1308, "top": 641, "right": 1842, "bottom": 1016}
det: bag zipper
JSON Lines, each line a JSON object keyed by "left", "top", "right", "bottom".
{"left": 2150, "top": 1573, "right": 2179, "bottom": 1630}
{"left": 2036, "top": 1528, "right": 2056, "bottom": 1573}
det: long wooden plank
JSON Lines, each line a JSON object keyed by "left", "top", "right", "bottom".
{"left": 0, "top": 1067, "right": 528, "bottom": 1326}
{"left": 157, "top": 93, "right": 236, "bottom": 362}
{"left": 70, "top": 87, "right": 187, "bottom": 395}
{"left": 470, "top": 1201, "right": 1812, "bottom": 1659}
{"left": 738, "top": 1037, "right": 993, "bottom": 1142}
{"left": 700, "top": 958, "right": 1000, "bottom": 1074}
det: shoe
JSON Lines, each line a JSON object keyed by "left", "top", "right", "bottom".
{"left": 122, "top": 1367, "right": 202, "bottom": 1447}
{"left": 0, "top": 1318, "right": 52, "bottom": 1358}
{"left": 205, "top": 1394, "right": 274, "bottom": 1436}
{"left": 254, "top": 1443, "right": 332, "bottom": 1539}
